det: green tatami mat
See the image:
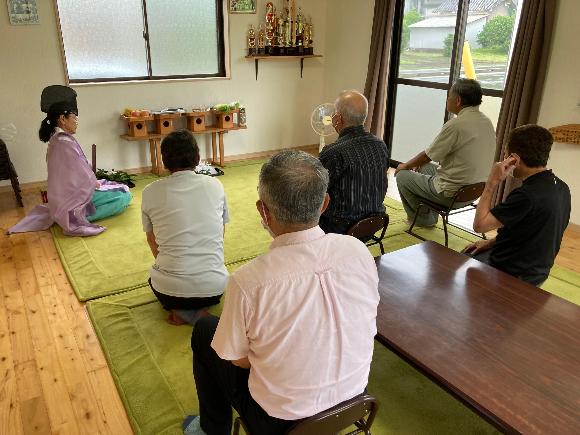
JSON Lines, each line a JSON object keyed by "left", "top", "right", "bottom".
{"left": 51, "top": 174, "right": 158, "bottom": 301}
{"left": 50, "top": 150, "right": 483, "bottom": 302}
{"left": 52, "top": 161, "right": 274, "bottom": 301}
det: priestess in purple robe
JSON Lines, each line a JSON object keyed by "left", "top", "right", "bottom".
{"left": 8, "top": 85, "right": 132, "bottom": 236}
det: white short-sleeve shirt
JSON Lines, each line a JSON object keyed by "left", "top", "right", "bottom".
{"left": 211, "top": 226, "right": 379, "bottom": 420}
{"left": 141, "top": 171, "right": 229, "bottom": 298}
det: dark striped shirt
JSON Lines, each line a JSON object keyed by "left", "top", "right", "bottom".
{"left": 319, "top": 125, "right": 389, "bottom": 221}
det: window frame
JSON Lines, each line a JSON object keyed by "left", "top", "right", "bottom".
{"left": 54, "top": 0, "right": 227, "bottom": 84}
{"left": 385, "top": 0, "right": 507, "bottom": 166}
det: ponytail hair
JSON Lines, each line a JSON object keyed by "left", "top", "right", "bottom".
{"left": 38, "top": 112, "right": 67, "bottom": 142}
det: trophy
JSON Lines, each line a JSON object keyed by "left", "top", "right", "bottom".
{"left": 304, "top": 18, "right": 313, "bottom": 55}
{"left": 277, "top": 15, "right": 285, "bottom": 55}
{"left": 265, "top": 2, "right": 275, "bottom": 55}
{"left": 296, "top": 7, "right": 304, "bottom": 54}
{"left": 257, "top": 24, "right": 266, "bottom": 55}
{"left": 304, "top": 17, "right": 314, "bottom": 54}
{"left": 288, "top": 0, "right": 297, "bottom": 55}
{"left": 247, "top": 24, "right": 256, "bottom": 56}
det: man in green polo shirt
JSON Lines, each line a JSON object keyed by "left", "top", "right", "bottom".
{"left": 395, "top": 79, "right": 496, "bottom": 227}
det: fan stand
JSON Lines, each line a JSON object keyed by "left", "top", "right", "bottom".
{"left": 319, "top": 135, "right": 326, "bottom": 152}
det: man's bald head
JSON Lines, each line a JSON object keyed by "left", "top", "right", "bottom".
{"left": 334, "top": 90, "right": 368, "bottom": 128}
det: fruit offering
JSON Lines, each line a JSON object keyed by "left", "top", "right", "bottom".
{"left": 122, "top": 108, "right": 151, "bottom": 118}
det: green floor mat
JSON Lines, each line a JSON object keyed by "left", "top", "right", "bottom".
{"left": 52, "top": 162, "right": 274, "bottom": 301}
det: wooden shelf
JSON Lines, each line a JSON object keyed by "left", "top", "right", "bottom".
{"left": 120, "top": 125, "right": 247, "bottom": 174}
{"left": 245, "top": 54, "right": 323, "bottom": 80}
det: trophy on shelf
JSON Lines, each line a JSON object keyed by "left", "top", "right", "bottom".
{"left": 245, "top": 0, "right": 314, "bottom": 57}
{"left": 296, "top": 7, "right": 304, "bottom": 54}
{"left": 257, "top": 24, "right": 266, "bottom": 55}
{"left": 304, "top": 17, "right": 313, "bottom": 55}
{"left": 247, "top": 24, "right": 256, "bottom": 56}
{"left": 276, "top": 14, "right": 285, "bottom": 55}
{"left": 265, "top": 2, "right": 275, "bottom": 55}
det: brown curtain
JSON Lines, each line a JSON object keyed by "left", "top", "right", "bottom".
{"left": 494, "top": 0, "right": 557, "bottom": 201}
{"left": 364, "top": 0, "right": 396, "bottom": 138}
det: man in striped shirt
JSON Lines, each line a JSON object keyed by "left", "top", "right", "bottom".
{"left": 319, "top": 90, "right": 390, "bottom": 234}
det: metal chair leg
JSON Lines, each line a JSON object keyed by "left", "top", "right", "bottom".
{"left": 407, "top": 204, "right": 427, "bottom": 242}
{"left": 442, "top": 214, "right": 449, "bottom": 247}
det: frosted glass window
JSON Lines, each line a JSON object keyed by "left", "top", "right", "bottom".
{"left": 391, "top": 85, "right": 448, "bottom": 163}
{"left": 56, "top": 0, "right": 224, "bottom": 82}
{"left": 57, "top": 0, "right": 148, "bottom": 80}
{"left": 147, "top": 0, "right": 220, "bottom": 76}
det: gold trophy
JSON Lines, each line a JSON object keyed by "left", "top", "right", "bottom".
{"left": 265, "top": 2, "right": 275, "bottom": 55}
{"left": 304, "top": 18, "right": 313, "bottom": 55}
{"left": 307, "top": 18, "right": 314, "bottom": 55}
{"left": 296, "top": 7, "right": 304, "bottom": 54}
{"left": 257, "top": 24, "right": 266, "bottom": 55}
{"left": 277, "top": 15, "right": 285, "bottom": 54}
{"left": 247, "top": 24, "right": 256, "bottom": 56}
{"left": 289, "top": 0, "right": 297, "bottom": 55}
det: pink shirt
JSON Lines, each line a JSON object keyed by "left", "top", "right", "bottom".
{"left": 211, "top": 226, "right": 379, "bottom": 420}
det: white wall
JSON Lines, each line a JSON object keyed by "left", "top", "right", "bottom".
{"left": 323, "top": 0, "right": 374, "bottom": 102}
{"left": 323, "top": 0, "right": 375, "bottom": 144}
{"left": 0, "top": 0, "right": 328, "bottom": 184}
{"left": 538, "top": 0, "right": 580, "bottom": 225}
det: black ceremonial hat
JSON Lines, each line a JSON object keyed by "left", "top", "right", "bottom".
{"left": 40, "top": 85, "right": 78, "bottom": 115}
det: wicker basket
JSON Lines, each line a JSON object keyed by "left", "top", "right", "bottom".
{"left": 549, "top": 124, "right": 580, "bottom": 145}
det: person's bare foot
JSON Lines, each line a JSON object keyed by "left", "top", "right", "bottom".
{"left": 167, "top": 310, "right": 187, "bottom": 326}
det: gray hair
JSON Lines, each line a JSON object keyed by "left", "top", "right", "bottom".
{"left": 335, "top": 90, "right": 368, "bottom": 126}
{"left": 259, "top": 150, "right": 329, "bottom": 225}
{"left": 450, "top": 79, "right": 483, "bottom": 107}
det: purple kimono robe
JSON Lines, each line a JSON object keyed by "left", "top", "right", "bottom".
{"left": 8, "top": 131, "right": 129, "bottom": 236}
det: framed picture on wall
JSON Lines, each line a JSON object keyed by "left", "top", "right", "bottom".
{"left": 229, "top": 0, "right": 256, "bottom": 14}
{"left": 7, "top": 0, "right": 40, "bottom": 25}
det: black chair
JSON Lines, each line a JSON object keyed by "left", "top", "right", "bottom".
{"left": 407, "top": 182, "right": 486, "bottom": 247}
{"left": 347, "top": 213, "right": 389, "bottom": 255}
{"left": 0, "top": 138, "right": 23, "bottom": 207}
{"left": 233, "top": 394, "right": 380, "bottom": 435}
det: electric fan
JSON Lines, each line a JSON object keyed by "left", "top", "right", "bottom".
{"left": 310, "top": 103, "right": 335, "bottom": 152}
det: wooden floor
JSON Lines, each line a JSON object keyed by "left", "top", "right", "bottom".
{"left": 0, "top": 191, "right": 133, "bottom": 435}
{"left": 0, "top": 183, "right": 578, "bottom": 435}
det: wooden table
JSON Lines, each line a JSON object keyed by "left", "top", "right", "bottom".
{"left": 375, "top": 241, "right": 580, "bottom": 434}
{"left": 121, "top": 125, "right": 247, "bottom": 175}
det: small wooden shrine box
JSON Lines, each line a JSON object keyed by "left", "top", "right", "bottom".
{"left": 154, "top": 113, "right": 180, "bottom": 135}
{"left": 212, "top": 109, "right": 238, "bottom": 129}
{"left": 185, "top": 111, "right": 208, "bottom": 132}
{"left": 122, "top": 115, "right": 153, "bottom": 138}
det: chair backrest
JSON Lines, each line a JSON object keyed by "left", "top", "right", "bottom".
{"left": 287, "top": 394, "right": 379, "bottom": 435}
{"left": 347, "top": 214, "right": 389, "bottom": 241}
{"left": 454, "top": 182, "right": 486, "bottom": 203}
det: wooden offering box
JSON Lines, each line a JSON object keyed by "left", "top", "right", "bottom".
{"left": 154, "top": 113, "right": 181, "bottom": 135}
{"left": 185, "top": 111, "right": 208, "bottom": 132}
{"left": 122, "top": 115, "right": 154, "bottom": 138}
{"left": 212, "top": 109, "right": 239, "bottom": 129}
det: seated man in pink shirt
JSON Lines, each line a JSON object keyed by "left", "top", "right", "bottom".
{"left": 182, "top": 151, "right": 380, "bottom": 435}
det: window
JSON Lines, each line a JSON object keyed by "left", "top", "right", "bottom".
{"left": 55, "top": 0, "right": 226, "bottom": 83}
{"left": 387, "top": 0, "right": 522, "bottom": 163}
